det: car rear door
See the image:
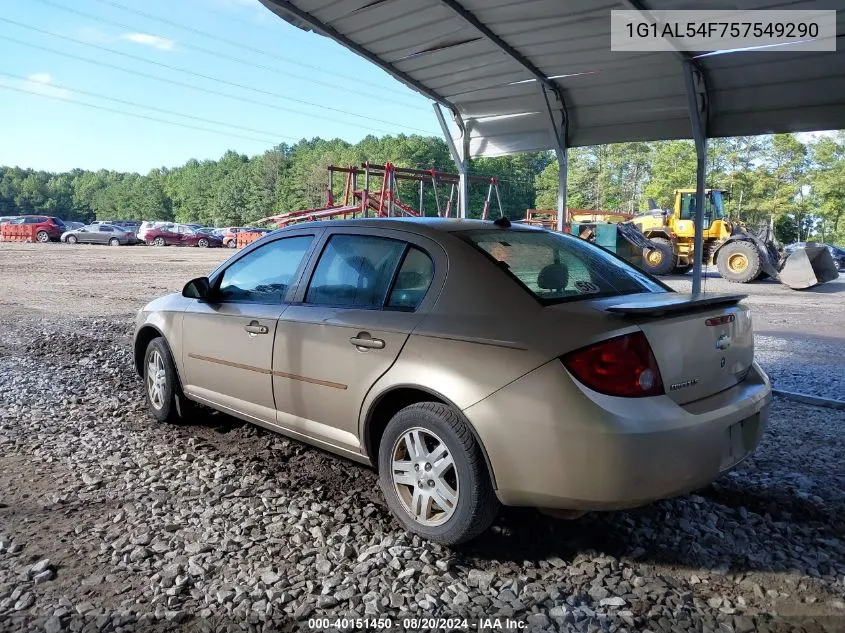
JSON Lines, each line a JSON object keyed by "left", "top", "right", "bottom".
{"left": 271, "top": 227, "right": 445, "bottom": 453}
{"left": 180, "top": 229, "right": 321, "bottom": 423}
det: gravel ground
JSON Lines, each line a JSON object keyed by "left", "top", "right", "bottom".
{"left": 0, "top": 242, "right": 844, "bottom": 633}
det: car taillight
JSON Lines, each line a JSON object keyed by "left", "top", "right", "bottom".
{"left": 560, "top": 331, "right": 664, "bottom": 398}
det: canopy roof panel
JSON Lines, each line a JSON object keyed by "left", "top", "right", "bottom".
{"left": 258, "top": 0, "right": 845, "bottom": 156}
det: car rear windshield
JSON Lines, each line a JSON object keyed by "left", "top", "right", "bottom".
{"left": 459, "top": 228, "right": 668, "bottom": 304}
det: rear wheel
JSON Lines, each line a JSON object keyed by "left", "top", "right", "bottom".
{"left": 378, "top": 402, "right": 499, "bottom": 546}
{"left": 109, "top": 238, "right": 120, "bottom": 246}
{"left": 197, "top": 238, "right": 209, "bottom": 248}
{"left": 641, "top": 237, "right": 675, "bottom": 276}
{"left": 716, "top": 240, "right": 762, "bottom": 283}
{"left": 36, "top": 230, "right": 50, "bottom": 243}
{"left": 154, "top": 236, "right": 166, "bottom": 247}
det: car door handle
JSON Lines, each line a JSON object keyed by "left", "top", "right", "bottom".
{"left": 349, "top": 333, "right": 385, "bottom": 350}
{"left": 244, "top": 322, "right": 269, "bottom": 335}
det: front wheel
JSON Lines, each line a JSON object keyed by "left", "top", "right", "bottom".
{"left": 640, "top": 237, "right": 675, "bottom": 276}
{"left": 716, "top": 241, "right": 762, "bottom": 283}
{"left": 66, "top": 235, "right": 78, "bottom": 244}
{"left": 36, "top": 230, "right": 50, "bottom": 243}
{"left": 109, "top": 238, "right": 120, "bottom": 246}
{"left": 227, "top": 239, "right": 237, "bottom": 249}
{"left": 143, "top": 338, "right": 186, "bottom": 423}
{"left": 378, "top": 403, "right": 499, "bottom": 546}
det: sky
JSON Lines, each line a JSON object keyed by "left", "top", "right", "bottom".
{"left": 0, "top": 0, "right": 443, "bottom": 173}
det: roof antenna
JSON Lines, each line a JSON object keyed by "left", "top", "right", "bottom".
{"left": 493, "top": 216, "right": 511, "bottom": 228}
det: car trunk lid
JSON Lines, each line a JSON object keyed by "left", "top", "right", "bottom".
{"left": 602, "top": 292, "right": 754, "bottom": 404}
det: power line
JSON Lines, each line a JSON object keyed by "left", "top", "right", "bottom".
{"left": 0, "top": 19, "right": 432, "bottom": 134}
{"left": 0, "top": 71, "right": 298, "bottom": 143}
{"left": 0, "top": 83, "right": 279, "bottom": 145}
{"left": 0, "top": 35, "right": 426, "bottom": 137}
{"left": 30, "top": 0, "right": 429, "bottom": 111}
{"left": 38, "top": 0, "right": 407, "bottom": 95}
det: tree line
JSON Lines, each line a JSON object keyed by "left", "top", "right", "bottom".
{"left": 1, "top": 131, "right": 843, "bottom": 245}
{"left": 536, "top": 132, "right": 845, "bottom": 245}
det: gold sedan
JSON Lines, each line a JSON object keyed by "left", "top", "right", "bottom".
{"left": 133, "top": 217, "right": 771, "bottom": 545}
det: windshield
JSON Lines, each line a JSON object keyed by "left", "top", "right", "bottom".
{"left": 459, "top": 229, "right": 669, "bottom": 305}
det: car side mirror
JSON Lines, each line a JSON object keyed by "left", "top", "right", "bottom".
{"left": 182, "top": 276, "right": 211, "bottom": 300}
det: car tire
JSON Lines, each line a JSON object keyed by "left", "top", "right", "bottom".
{"left": 378, "top": 402, "right": 499, "bottom": 546}
{"left": 716, "top": 240, "right": 762, "bottom": 284}
{"left": 66, "top": 235, "right": 78, "bottom": 244}
{"left": 198, "top": 238, "right": 209, "bottom": 248}
{"left": 154, "top": 237, "right": 166, "bottom": 247}
{"left": 143, "top": 338, "right": 188, "bottom": 424}
{"left": 109, "top": 238, "right": 120, "bottom": 246}
{"left": 641, "top": 237, "right": 675, "bottom": 275}
{"left": 227, "top": 239, "right": 237, "bottom": 249}
{"left": 36, "top": 230, "right": 50, "bottom": 243}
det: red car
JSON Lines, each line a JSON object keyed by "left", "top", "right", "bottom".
{"left": 8, "top": 215, "right": 67, "bottom": 242}
{"left": 144, "top": 224, "right": 222, "bottom": 248}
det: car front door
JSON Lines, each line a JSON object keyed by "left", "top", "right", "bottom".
{"left": 180, "top": 229, "right": 321, "bottom": 424}
{"left": 272, "top": 228, "right": 444, "bottom": 453}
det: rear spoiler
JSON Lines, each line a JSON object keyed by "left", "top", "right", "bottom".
{"left": 605, "top": 293, "right": 747, "bottom": 317}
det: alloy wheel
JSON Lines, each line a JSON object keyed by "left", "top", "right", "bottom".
{"left": 146, "top": 350, "right": 167, "bottom": 410}
{"left": 391, "top": 427, "right": 459, "bottom": 526}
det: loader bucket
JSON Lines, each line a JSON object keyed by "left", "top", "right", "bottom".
{"left": 778, "top": 246, "right": 840, "bottom": 289}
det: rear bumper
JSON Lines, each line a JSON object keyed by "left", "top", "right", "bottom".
{"left": 464, "top": 359, "right": 771, "bottom": 510}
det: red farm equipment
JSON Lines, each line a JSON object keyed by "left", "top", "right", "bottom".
{"left": 252, "top": 162, "right": 504, "bottom": 237}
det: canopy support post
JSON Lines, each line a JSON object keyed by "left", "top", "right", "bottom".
{"left": 540, "top": 85, "right": 568, "bottom": 232}
{"left": 434, "top": 103, "right": 469, "bottom": 218}
{"left": 683, "top": 60, "right": 708, "bottom": 295}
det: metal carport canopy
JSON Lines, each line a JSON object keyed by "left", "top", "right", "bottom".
{"left": 257, "top": 0, "right": 844, "bottom": 294}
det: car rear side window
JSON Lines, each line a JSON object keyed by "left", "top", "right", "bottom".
{"left": 386, "top": 247, "right": 434, "bottom": 310}
{"left": 305, "top": 234, "right": 406, "bottom": 308}
{"left": 218, "top": 235, "right": 314, "bottom": 303}
{"left": 460, "top": 229, "right": 667, "bottom": 304}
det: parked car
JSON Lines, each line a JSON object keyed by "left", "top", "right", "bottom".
{"left": 0, "top": 216, "right": 17, "bottom": 225}
{"left": 98, "top": 219, "right": 142, "bottom": 235}
{"left": 64, "top": 221, "right": 85, "bottom": 231}
{"left": 219, "top": 227, "right": 248, "bottom": 248}
{"left": 138, "top": 221, "right": 170, "bottom": 243}
{"left": 144, "top": 223, "right": 222, "bottom": 248}
{"left": 8, "top": 215, "right": 66, "bottom": 242}
{"left": 133, "top": 217, "right": 772, "bottom": 545}
{"left": 785, "top": 241, "right": 845, "bottom": 272}
{"left": 62, "top": 223, "right": 136, "bottom": 246}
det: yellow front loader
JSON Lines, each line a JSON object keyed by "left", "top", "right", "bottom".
{"left": 630, "top": 188, "right": 838, "bottom": 289}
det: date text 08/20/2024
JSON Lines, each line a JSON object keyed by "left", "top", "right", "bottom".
{"left": 307, "top": 617, "right": 530, "bottom": 630}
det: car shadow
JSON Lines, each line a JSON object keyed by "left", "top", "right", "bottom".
{"left": 184, "top": 404, "right": 245, "bottom": 434}
{"left": 454, "top": 480, "right": 842, "bottom": 574}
